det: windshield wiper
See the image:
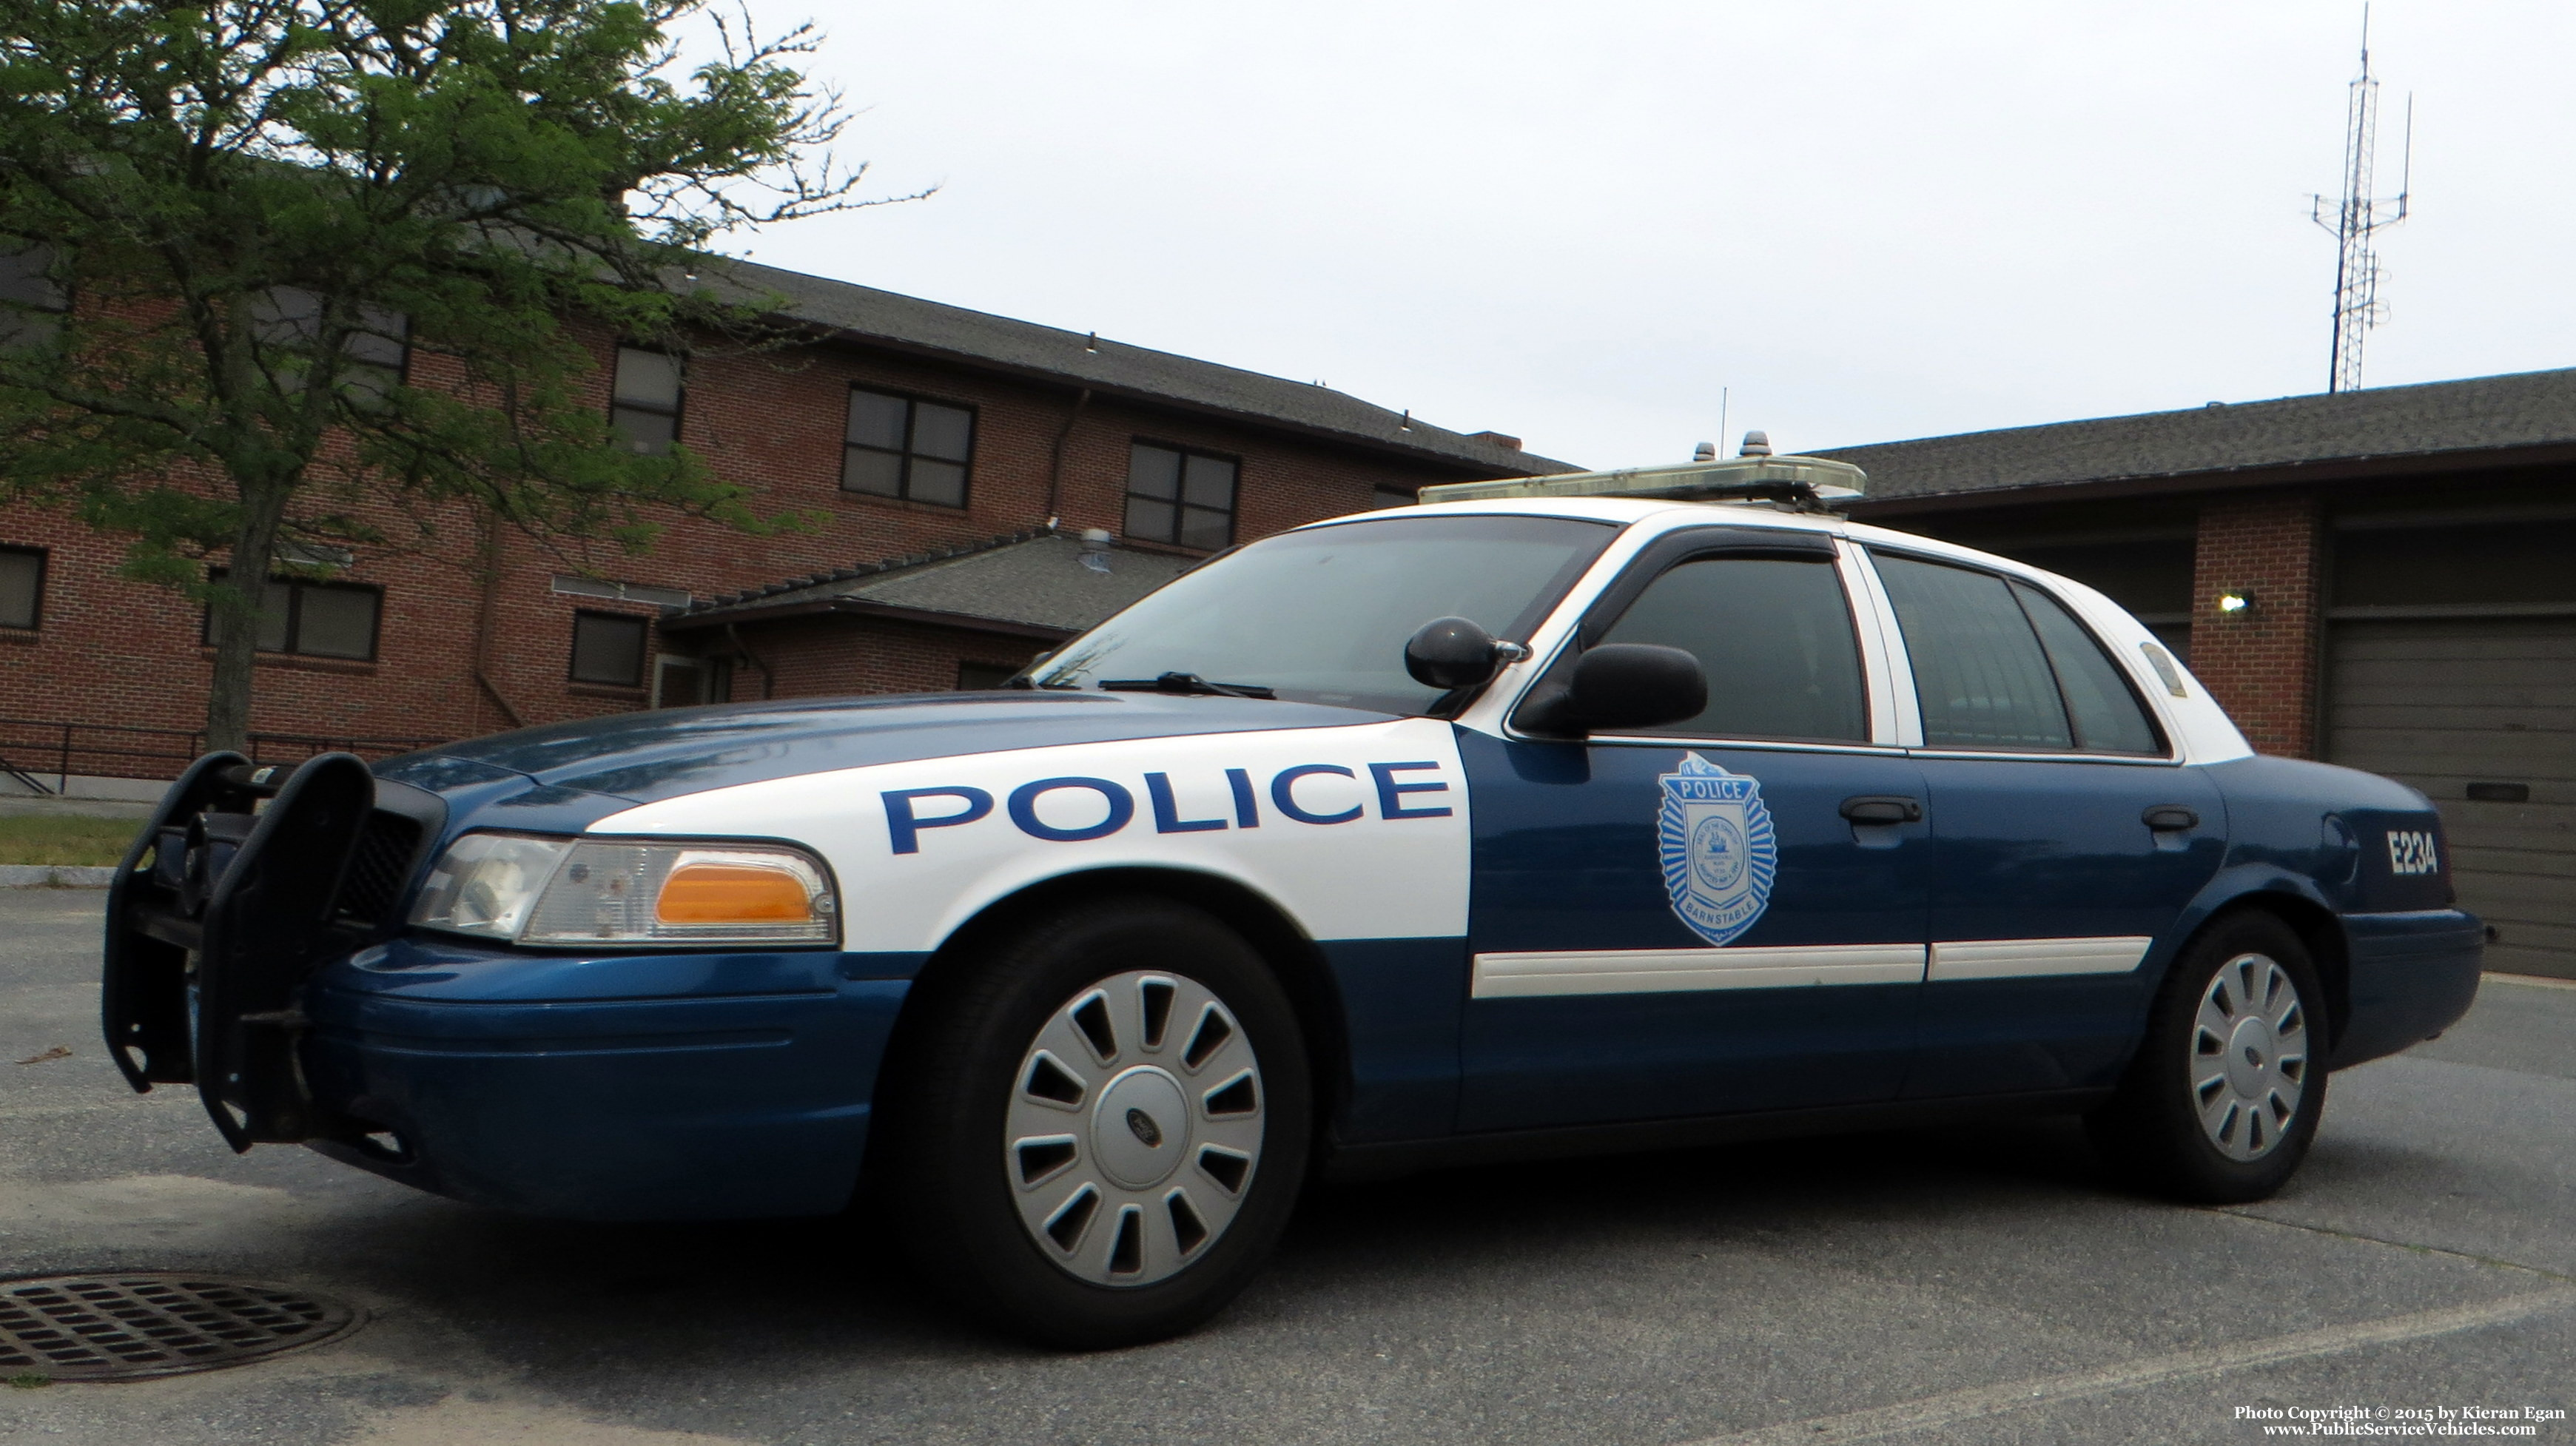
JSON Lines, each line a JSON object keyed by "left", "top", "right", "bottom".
{"left": 1099, "top": 671, "right": 1277, "bottom": 699}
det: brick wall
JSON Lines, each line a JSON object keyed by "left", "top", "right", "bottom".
{"left": 2188, "top": 493, "right": 2324, "bottom": 757}
{"left": 737, "top": 615, "right": 1048, "bottom": 699}
{"left": 0, "top": 327, "right": 1511, "bottom": 774}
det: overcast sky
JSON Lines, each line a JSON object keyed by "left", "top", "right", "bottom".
{"left": 705, "top": 1, "right": 2576, "bottom": 469}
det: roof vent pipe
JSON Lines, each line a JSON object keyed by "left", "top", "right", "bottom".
{"left": 1738, "top": 431, "right": 1773, "bottom": 457}
{"left": 1079, "top": 528, "right": 1114, "bottom": 574}
{"left": 1692, "top": 441, "right": 1718, "bottom": 461}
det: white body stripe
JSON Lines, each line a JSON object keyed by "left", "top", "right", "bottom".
{"left": 1927, "top": 936, "right": 2153, "bottom": 981}
{"left": 1472, "top": 944, "right": 1927, "bottom": 998}
{"left": 1470, "top": 936, "right": 2157, "bottom": 998}
{"left": 585, "top": 717, "right": 1471, "bottom": 954}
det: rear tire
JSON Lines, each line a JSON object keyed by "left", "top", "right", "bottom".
{"left": 872, "top": 897, "right": 1311, "bottom": 1348}
{"left": 2087, "top": 912, "right": 2328, "bottom": 1204}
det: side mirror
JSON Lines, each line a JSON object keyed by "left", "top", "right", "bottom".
{"left": 1404, "top": 616, "right": 1526, "bottom": 690}
{"left": 1519, "top": 644, "right": 1706, "bottom": 735}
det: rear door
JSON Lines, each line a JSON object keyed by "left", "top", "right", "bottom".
{"left": 1457, "top": 528, "right": 1931, "bottom": 1131}
{"left": 1866, "top": 551, "right": 2226, "bottom": 1098}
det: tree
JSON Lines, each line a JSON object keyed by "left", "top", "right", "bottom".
{"left": 0, "top": 0, "right": 879, "bottom": 750}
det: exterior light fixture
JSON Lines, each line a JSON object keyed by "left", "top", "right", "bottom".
{"left": 2217, "top": 591, "right": 2254, "bottom": 616}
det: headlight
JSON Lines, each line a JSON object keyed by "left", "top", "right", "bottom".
{"left": 408, "top": 833, "right": 838, "bottom": 947}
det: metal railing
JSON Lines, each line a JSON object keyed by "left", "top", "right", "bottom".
{"left": 0, "top": 716, "right": 445, "bottom": 796}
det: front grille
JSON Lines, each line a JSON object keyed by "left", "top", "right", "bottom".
{"left": 335, "top": 809, "right": 423, "bottom": 928}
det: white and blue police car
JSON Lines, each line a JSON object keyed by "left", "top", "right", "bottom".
{"left": 103, "top": 450, "right": 2483, "bottom": 1346}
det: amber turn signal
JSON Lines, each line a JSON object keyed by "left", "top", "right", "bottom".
{"left": 657, "top": 861, "right": 818, "bottom": 924}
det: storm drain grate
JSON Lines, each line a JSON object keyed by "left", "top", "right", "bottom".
{"left": 0, "top": 1274, "right": 361, "bottom": 1382}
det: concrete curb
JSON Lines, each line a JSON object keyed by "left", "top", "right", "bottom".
{"left": 0, "top": 864, "right": 118, "bottom": 889}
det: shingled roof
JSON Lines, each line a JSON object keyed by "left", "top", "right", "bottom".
{"left": 1818, "top": 366, "right": 2576, "bottom": 505}
{"left": 660, "top": 529, "right": 1201, "bottom": 639}
{"left": 719, "top": 258, "right": 1577, "bottom": 479}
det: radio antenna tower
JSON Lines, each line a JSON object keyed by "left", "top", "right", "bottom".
{"left": 2310, "top": 6, "right": 2412, "bottom": 393}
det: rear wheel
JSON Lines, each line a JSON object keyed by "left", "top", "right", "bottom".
{"left": 2088, "top": 912, "right": 2327, "bottom": 1203}
{"left": 874, "top": 897, "right": 1310, "bottom": 1348}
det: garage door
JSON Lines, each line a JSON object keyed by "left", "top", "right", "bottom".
{"left": 2327, "top": 616, "right": 2576, "bottom": 980}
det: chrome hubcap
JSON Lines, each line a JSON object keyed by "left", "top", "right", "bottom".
{"left": 1005, "top": 970, "right": 1264, "bottom": 1286}
{"left": 2190, "top": 952, "right": 2309, "bottom": 1161}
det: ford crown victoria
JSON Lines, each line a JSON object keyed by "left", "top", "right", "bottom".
{"left": 101, "top": 453, "right": 2482, "bottom": 1346}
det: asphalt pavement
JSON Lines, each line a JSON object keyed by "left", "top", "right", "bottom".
{"left": 1, "top": 887, "right": 2568, "bottom": 1445}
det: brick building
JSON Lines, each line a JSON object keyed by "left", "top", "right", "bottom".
{"left": 1824, "top": 369, "right": 2576, "bottom": 978}
{"left": 0, "top": 258, "right": 1567, "bottom": 792}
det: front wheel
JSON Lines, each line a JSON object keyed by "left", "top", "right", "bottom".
{"left": 872, "top": 898, "right": 1311, "bottom": 1348}
{"left": 2087, "top": 912, "right": 2328, "bottom": 1203}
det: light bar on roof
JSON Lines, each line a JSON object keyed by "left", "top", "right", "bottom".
{"left": 1417, "top": 454, "right": 1868, "bottom": 506}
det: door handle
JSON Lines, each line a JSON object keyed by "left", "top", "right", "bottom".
{"left": 2142, "top": 805, "right": 2200, "bottom": 832}
{"left": 1840, "top": 795, "right": 1923, "bottom": 824}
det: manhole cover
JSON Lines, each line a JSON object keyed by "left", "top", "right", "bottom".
{"left": 0, "top": 1274, "right": 361, "bottom": 1382}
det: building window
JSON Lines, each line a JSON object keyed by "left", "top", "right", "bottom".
{"left": 203, "top": 569, "right": 382, "bottom": 662}
{"left": 1125, "top": 443, "right": 1237, "bottom": 550}
{"left": 611, "top": 348, "right": 684, "bottom": 454}
{"left": 842, "top": 387, "right": 973, "bottom": 507}
{"left": 570, "top": 611, "right": 650, "bottom": 687}
{"left": 249, "top": 286, "right": 408, "bottom": 401}
{"left": 0, "top": 545, "right": 44, "bottom": 629}
{"left": 0, "top": 241, "right": 68, "bottom": 351}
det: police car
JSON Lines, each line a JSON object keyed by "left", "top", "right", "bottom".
{"left": 101, "top": 448, "right": 2483, "bottom": 1348}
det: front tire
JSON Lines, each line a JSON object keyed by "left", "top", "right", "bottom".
{"left": 2088, "top": 912, "right": 2328, "bottom": 1204}
{"left": 873, "top": 897, "right": 1311, "bottom": 1348}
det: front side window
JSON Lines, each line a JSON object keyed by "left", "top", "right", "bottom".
{"left": 570, "top": 611, "right": 650, "bottom": 687}
{"left": 1595, "top": 554, "right": 1869, "bottom": 742}
{"left": 0, "top": 546, "right": 44, "bottom": 629}
{"left": 1029, "top": 514, "right": 1615, "bottom": 715}
{"left": 1872, "top": 552, "right": 2161, "bottom": 753}
{"left": 843, "top": 388, "right": 972, "bottom": 506}
{"left": 204, "top": 569, "right": 382, "bottom": 661}
{"left": 611, "top": 348, "right": 684, "bottom": 454}
{"left": 1125, "top": 443, "right": 1237, "bottom": 550}
{"left": 0, "top": 241, "right": 68, "bottom": 351}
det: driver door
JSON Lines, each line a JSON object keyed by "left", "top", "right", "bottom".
{"left": 1456, "top": 531, "right": 1931, "bottom": 1132}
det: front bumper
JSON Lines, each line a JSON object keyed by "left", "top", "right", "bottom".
{"left": 2333, "top": 909, "right": 2483, "bottom": 1069}
{"left": 301, "top": 937, "right": 911, "bottom": 1221}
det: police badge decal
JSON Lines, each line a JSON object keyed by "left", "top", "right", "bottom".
{"left": 1656, "top": 753, "right": 1779, "bottom": 946}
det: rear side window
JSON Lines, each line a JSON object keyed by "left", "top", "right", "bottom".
{"left": 1596, "top": 554, "right": 1869, "bottom": 742}
{"left": 1872, "top": 552, "right": 2162, "bottom": 753}
{"left": 2012, "top": 582, "right": 2162, "bottom": 753}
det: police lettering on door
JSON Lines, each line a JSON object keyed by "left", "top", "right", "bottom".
{"left": 881, "top": 761, "right": 1454, "bottom": 853}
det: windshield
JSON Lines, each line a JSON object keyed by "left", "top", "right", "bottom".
{"left": 1026, "top": 514, "right": 1617, "bottom": 715}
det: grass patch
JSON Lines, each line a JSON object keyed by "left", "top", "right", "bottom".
{"left": 0, "top": 813, "right": 141, "bottom": 867}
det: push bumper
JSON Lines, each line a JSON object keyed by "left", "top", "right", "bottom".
{"left": 104, "top": 752, "right": 913, "bottom": 1221}
{"left": 302, "top": 939, "right": 909, "bottom": 1220}
{"left": 2333, "top": 909, "right": 2483, "bottom": 1069}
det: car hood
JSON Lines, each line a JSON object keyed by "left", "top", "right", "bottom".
{"left": 374, "top": 690, "right": 1400, "bottom": 806}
